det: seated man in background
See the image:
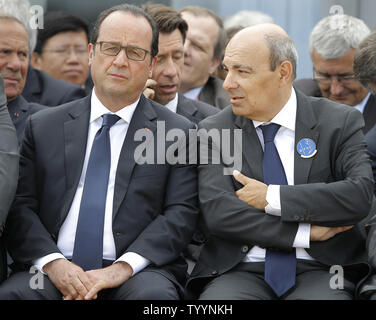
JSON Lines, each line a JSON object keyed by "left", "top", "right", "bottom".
{"left": 143, "top": 4, "right": 219, "bottom": 124}
{"left": 178, "top": 6, "right": 230, "bottom": 109}
{"left": 0, "top": 5, "right": 46, "bottom": 144}
{"left": 294, "top": 14, "right": 375, "bottom": 134}
{"left": 0, "top": 75, "right": 19, "bottom": 284}
{"left": 30, "top": 11, "right": 92, "bottom": 93}
{"left": 143, "top": 3, "right": 219, "bottom": 274}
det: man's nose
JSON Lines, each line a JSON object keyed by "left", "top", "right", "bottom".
{"left": 112, "top": 48, "right": 130, "bottom": 67}
{"left": 330, "top": 78, "right": 345, "bottom": 96}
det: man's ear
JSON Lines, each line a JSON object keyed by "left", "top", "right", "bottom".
{"left": 30, "top": 52, "right": 42, "bottom": 69}
{"left": 149, "top": 56, "right": 157, "bottom": 77}
{"left": 278, "top": 61, "right": 293, "bottom": 86}
{"left": 88, "top": 43, "right": 94, "bottom": 67}
{"left": 209, "top": 57, "right": 221, "bottom": 75}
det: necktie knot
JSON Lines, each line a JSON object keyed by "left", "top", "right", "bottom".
{"left": 102, "top": 114, "right": 120, "bottom": 128}
{"left": 261, "top": 123, "right": 281, "bottom": 143}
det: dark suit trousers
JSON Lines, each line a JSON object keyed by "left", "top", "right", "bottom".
{"left": 198, "top": 260, "right": 355, "bottom": 300}
{"left": 0, "top": 267, "right": 179, "bottom": 300}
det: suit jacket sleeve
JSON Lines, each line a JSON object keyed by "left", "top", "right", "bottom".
{"left": 197, "top": 122, "right": 298, "bottom": 251}
{"left": 4, "top": 115, "right": 61, "bottom": 265}
{"left": 0, "top": 105, "right": 19, "bottom": 236}
{"left": 280, "top": 107, "right": 374, "bottom": 226}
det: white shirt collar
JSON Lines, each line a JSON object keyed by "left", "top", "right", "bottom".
{"left": 253, "top": 88, "right": 297, "bottom": 132}
{"left": 164, "top": 93, "right": 178, "bottom": 113}
{"left": 353, "top": 92, "right": 370, "bottom": 114}
{"left": 90, "top": 88, "right": 139, "bottom": 124}
{"left": 183, "top": 86, "right": 203, "bottom": 100}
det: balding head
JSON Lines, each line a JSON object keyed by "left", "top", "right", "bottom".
{"left": 229, "top": 23, "right": 298, "bottom": 80}
{"left": 223, "top": 23, "right": 297, "bottom": 121}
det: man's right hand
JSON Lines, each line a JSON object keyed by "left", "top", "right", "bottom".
{"left": 310, "top": 225, "right": 353, "bottom": 241}
{"left": 143, "top": 79, "right": 157, "bottom": 100}
{"left": 43, "top": 258, "right": 94, "bottom": 300}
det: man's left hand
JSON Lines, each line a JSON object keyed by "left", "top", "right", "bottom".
{"left": 233, "top": 170, "right": 268, "bottom": 210}
{"left": 65, "top": 262, "right": 133, "bottom": 300}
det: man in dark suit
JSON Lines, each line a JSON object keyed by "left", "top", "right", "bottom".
{"left": 353, "top": 30, "right": 376, "bottom": 299}
{"left": 143, "top": 3, "right": 218, "bottom": 274}
{"left": 0, "top": 15, "right": 46, "bottom": 145}
{"left": 294, "top": 14, "right": 375, "bottom": 134}
{"left": 178, "top": 6, "right": 230, "bottom": 109}
{"left": 142, "top": 4, "right": 219, "bottom": 124}
{"left": 186, "top": 24, "right": 374, "bottom": 300}
{"left": 0, "top": 4, "right": 198, "bottom": 300}
{"left": 0, "top": 76, "right": 19, "bottom": 284}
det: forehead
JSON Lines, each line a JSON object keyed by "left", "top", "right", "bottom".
{"left": 98, "top": 11, "right": 152, "bottom": 47}
{"left": 312, "top": 49, "right": 355, "bottom": 73}
{"left": 158, "top": 30, "right": 184, "bottom": 53}
{"left": 224, "top": 35, "right": 269, "bottom": 68}
{"left": 0, "top": 19, "right": 28, "bottom": 45}
{"left": 182, "top": 12, "right": 219, "bottom": 43}
{"left": 45, "top": 30, "right": 88, "bottom": 45}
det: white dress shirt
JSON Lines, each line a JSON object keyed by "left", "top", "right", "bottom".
{"left": 354, "top": 93, "right": 370, "bottom": 114}
{"left": 164, "top": 93, "right": 178, "bottom": 113}
{"left": 243, "top": 88, "right": 314, "bottom": 263}
{"left": 34, "top": 89, "right": 150, "bottom": 275}
{"left": 183, "top": 86, "right": 203, "bottom": 101}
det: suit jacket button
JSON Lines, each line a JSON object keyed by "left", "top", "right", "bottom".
{"left": 241, "top": 245, "right": 249, "bottom": 253}
{"left": 211, "top": 270, "right": 218, "bottom": 276}
{"left": 115, "top": 232, "right": 123, "bottom": 236}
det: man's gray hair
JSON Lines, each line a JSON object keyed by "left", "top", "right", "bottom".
{"left": 265, "top": 32, "right": 298, "bottom": 80}
{"left": 309, "top": 14, "right": 370, "bottom": 59}
{"left": 224, "top": 10, "right": 274, "bottom": 30}
{"left": 0, "top": 0, "right": 37, "bottom": 54}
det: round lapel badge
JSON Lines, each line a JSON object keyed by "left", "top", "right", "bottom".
{"left": 297, "top": 138, "right": 317, "bottom": 158}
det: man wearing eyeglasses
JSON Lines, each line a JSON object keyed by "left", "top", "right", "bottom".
{"left": 0, "top": 4, "right": 198, "bottom": 300}
{"left": 294, "top": 14, "right": 375, "bottom": 134}
{"left": 30, "top": 12, "right": 90, "bottom": 90}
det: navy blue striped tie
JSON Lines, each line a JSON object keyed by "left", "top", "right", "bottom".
{"left": 72, "top": 113, "right": 120, "bottom": 271}
{"left": 261, "top": 123, "right": 296, "bottom": 297}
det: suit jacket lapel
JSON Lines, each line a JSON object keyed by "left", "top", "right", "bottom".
{"left": 61, "top": 96, "right": 91, "bottom": 222}
{"left": 177, "top": 93, "right": 197, "bottom": 121}
{"left": 362, "top": 94, "right": 376, "bottom": 133}
{"left": 112, "top": 95, "right": 158, "bottom": 220}
{"left": 294, "top": 91, "right": 319, "bottom": 185}
{"left": 234, "top": 114, "right": 264, "bottom": 181}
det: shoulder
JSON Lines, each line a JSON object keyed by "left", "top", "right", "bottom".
{"left": 144, "top": 97, "right": 195, "bottom": 131}
{"left": 36, "top": 69, "right": 86, "bottom": 101}
{"left": 198, "top": 105, "right": 233, "bottom": 130}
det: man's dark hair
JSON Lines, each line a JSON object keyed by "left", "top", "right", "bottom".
{"left": 179, "top": 6, "right": 226, "bottom": 60}
{"left": 90, "top": 3, "right": 158, "bottom": 59}
{"left": 142, "top": 3, "right": 188, "bottom": 43}
{"left": 35, "top": 11, "right": 89, "bottom": 54}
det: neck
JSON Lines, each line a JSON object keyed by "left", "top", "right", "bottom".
{"left": 94, "top": 88, "right": 139, "bottom": 112}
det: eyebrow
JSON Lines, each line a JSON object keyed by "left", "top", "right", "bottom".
{"left": 223, "top": 63, "right": 254, "bottom": 72}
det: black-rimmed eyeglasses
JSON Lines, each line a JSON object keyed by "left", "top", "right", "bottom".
{"left": 94, "top": 41, "right": 150, "bottom": 61}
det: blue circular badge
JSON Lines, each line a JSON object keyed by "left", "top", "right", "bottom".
{"left": 297, "top": 138, "right": 317, "bottom": 158}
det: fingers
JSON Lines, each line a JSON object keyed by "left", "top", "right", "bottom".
{"left": 233, "top": 170, "right": 252, "bottom": 186}
{"left": 145, "top": 78, "right": 157, "bottom": 89}
{"left": 84, "top": 281, "right": 104, "bottom": 300}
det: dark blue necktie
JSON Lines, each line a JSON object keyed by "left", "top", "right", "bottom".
{"left": 72, "top": 113, "right": 120, "bottom": 271}
{"left": 261, "top": 123, "right": 296, "bottom": 297}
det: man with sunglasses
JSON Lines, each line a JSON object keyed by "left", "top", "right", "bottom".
{"left": 294, "top": 14, "right": 375, "bottom": 134}
{"left": 0, "top": 4, "right": 198, "bottom": 300}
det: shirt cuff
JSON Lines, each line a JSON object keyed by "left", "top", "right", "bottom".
{"left": 265, "top": 184, "right": 281, "bottom": 216}
{"left": 293, "top": 223, "right": 311, "bottom": 248}
{"left": 33, "top": 253, "right": 67, "bottom": 275}
{"left": 115, "top": 252, "right": 150, "bottom": 276}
